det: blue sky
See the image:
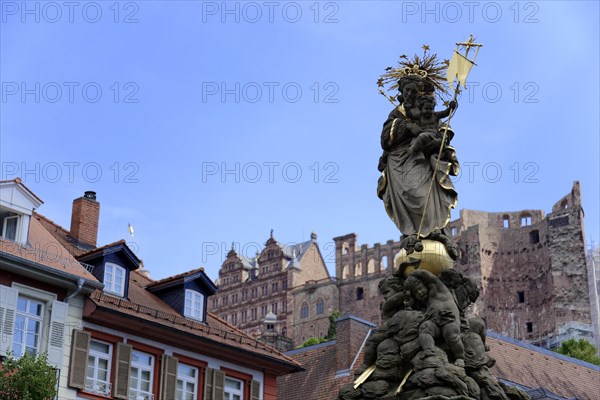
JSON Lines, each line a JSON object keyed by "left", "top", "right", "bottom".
{"left": 1, "top": 1, "right": 598, "bottom": 280}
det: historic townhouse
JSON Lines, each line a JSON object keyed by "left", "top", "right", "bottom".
{"left": 3, "top": 181, "right": 302, "bottom": 399}
{"left": 208, "top": 232, "right": 330, "bottom": 350}
{"left": 0, "top": 179, "right": 102, "bottom": 397}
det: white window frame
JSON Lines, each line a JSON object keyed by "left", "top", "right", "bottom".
{"left": 129, "top": 350, "right": 155, "bottom": 400}
{"left": 86, "top": 340, "right": 113, "bottom": 396}
{"left": 224, "top": 376, "right": 244, "bottom": 400}
{"left": 184, "top": 289, "right": 205, "bottom": 322}
{"left": 2, "top": 214, "right": 21, "bottom": 242}
{"left": 104, "top": 263, "right": 126, "bottom": 297}
{"left": 176, "top": 363, "right": 198, "bottom": 400}
{"left": 13, "top": 295, "right": 45, "bottom": 357}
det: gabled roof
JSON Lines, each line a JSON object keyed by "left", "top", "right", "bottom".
{"left": 85, "top": 270, "right": 302, "bottom": 375}
{"left": 146, "top": 267, "right": 218, "bottom": 295}
{"left": 77, "top": 239, "right": 142, "bottom": 269}
{"left": 282, "top": 240, "right": 313, "bottom": 267}
{"left": 0, "top": 178, "right": 44, "bottom": 208}
{"left": 0, "top": 216, "right": 100, "bottom": 288}
{"left": 35, "top": 212, "right": 89, "bottom": 257}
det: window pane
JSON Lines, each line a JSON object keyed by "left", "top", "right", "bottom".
{"left": 17, "top": 298, "right": 27, "bottom": 312}
{"left": 91, "top": 341, "right": 110, "bottom": 354}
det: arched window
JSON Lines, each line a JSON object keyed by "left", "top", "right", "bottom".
{"left": 561, "top": 199, "right": 568, "bottom": 209}
{"left": 342, "top": 264, "right": 351, "bottom": 279}
{"left": 355, "top": 262, "right": 363, "bottom": 277}
{"left": 316, "top": 298, "right": 324, "bottom": 315}
{"left": 521, "top": 213, "right": 532, "bottom": 227}
{"left": 381, "top": 256, "right": 388, "bottom": 270}
{"left": 367, "top": 259, "right": 375, "bottom": 274}
{"left": 300, "top": 302, "right": 309, "bottom": 319}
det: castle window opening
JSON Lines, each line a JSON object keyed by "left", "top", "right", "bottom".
{"left": 356, "top": 287, "right": 364, "bottom": 300}
{"left": 529, "top": 230, "right": 540, "bottom": 244}
{"left": 300, "top": 302, "right": 309, "bottom": 319}
{"left": 521, "top": 214, "right": 532, "bottom": 227}
{"left": 503, "top": 215, "right": 510, "bottom": 229}
{"left": 518, "top": 291, "right": 525, "bottom": 303}
{"left": 316, "top": 298, "right": 324, "bottom": 315}
{"left": 526, "top": 322, "right": 533, "bottom": 333}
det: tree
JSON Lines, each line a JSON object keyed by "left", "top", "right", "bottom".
{"left": 326, "top": 310, "right": 341, "bottom": 340}
{"left": 554, "top": 338, "right": 600, "bottom": 366}
{"left": 0, "top": 353, "right": 58, "bottom": 400}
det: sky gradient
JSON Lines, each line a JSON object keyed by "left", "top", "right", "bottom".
{"left": 1, "top": 1, "right": 598, "bottom": 280}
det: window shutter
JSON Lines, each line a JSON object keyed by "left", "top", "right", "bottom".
{"left": 251, "top": 380, "right": 260, "bottom": 400}
{"left": 213, "top": 370, "right": 225, "bottom": 400}
{"left": 203, "top": 368, "right": 214, "bottom": 399}
{"left": 113, "top": 342, "right": 132, "bottom": 399}
{"left": 47, "top": 300, "right": 69, "bottom": 367}
{"left": 0, "top": 285, "right": 18, "bottom": 356}
{"left": 160, "top": 354, "right": 178, "bottom": 400}
{"left": 68, "top": 329, "right": 90, "bottom": 389}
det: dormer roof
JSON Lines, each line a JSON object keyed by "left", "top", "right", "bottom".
{"left": 146, "top": 267, "right": 217, "bottom": 296}
{"left": 0, "top": 178, "right": 44, "bottom": 213}
{"left": 77, "top": 239, "right": 141, "bottom": 270}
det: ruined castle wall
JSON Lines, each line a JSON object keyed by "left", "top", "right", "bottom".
{"left": 290, "top": 278, "right": 339, "bottom": 344}
{"left": 546, "top": 182, "right": 592, "bottom": 337}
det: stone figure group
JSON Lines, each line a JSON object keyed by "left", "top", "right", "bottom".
{"left": 337, "top": 267, "right": 528, "bottom": 400}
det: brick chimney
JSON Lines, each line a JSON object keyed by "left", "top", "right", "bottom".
{"left": 335, "top": 315, "right": 375, "bottom": 377}
{"left": 70, "top": 191, "right": 100, "bottom": 247}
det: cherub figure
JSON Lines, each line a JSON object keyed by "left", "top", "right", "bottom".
{"left": 409, "top": 95, "right": 456, "bottom": 159}
{"left": 404, "top": 269, "right": 465, "bottom": 367}
{"left": 356, "top": 275, "right": 423, "bottom": 377}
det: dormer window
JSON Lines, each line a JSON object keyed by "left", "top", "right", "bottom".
{"left": 184, "top": 289, "right": 205, "bottom": 322}
{"left": 1, "top": 210, "right": 21, "bottom": 241}
{"left": 104, "top": 263, "right": 125, "bottom": 296}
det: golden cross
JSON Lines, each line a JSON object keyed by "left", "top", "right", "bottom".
{"left": 456, "top": 34, "right": 483, "bottom": 62}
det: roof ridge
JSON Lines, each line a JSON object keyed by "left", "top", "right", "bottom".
{"left": 146, "top": 267, "right": 207, "bottom": 287}
{"left": 33, "top": 212, "right": 71, "bottom": 235}
{"left": 488, "top": 330, "right": 600, "bottom": 371}
{"left": 77, "top": 239, "right": 127, "bottom": 257}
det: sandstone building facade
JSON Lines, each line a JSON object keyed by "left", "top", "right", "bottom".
{"left": 208, "top": 232, "right": 330, "bottom": 350}
{"left": 208, "top": 182, "right": 598, "bottom": 350}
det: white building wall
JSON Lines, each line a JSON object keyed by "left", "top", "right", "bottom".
{"left": 76, "top": 321, "right": 266, "bottom": 400}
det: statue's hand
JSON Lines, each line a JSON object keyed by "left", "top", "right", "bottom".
{"left": 407, "top": 122, "right": 421, "bottom": 135}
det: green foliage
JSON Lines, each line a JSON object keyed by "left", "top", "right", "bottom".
{"left": 300, "top": 337, "right": 328, "bottom": 348}
{"left": 0, "top": 352, "right": 58, "bottom": 400}
{"left": 297, "top": 311, "right": 342, "bottom": 349}
{"left": 554, "top": 338, "right": 600, "bottom": 366}
{"left": 326, "top": 310, "right": 341, "bottom": 340}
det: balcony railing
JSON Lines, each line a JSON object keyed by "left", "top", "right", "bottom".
{"left": 85, "top": 379, "right": 112, "bottom": 396}
{"left": 129, "top": 390, "right": 154, "bottom": 400}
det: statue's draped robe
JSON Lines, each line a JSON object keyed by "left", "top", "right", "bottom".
{"left": 378, "top": 106, "right": 459, "bottom": 236}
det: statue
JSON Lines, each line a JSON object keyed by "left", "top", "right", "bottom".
{"left": 376, "top": 48, "right": 460, "bottom": 260}
{"left": 337, "top": 37, "right": 531, "bottom": 400}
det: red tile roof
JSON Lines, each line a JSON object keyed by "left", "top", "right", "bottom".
{"left": 488, "top": 333, "right": 600, "bottom": 399}
{"left": 0, "top": 216, "right": 98, "bottom": 282}
{"left": 87, "top": 270, "right": 302, "bottom": 373}
{"left": 278, "top": 330, "right": 600, "bottom": 400}
{"left": 34, "top": 212, "right": 88, "bottom": 257}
